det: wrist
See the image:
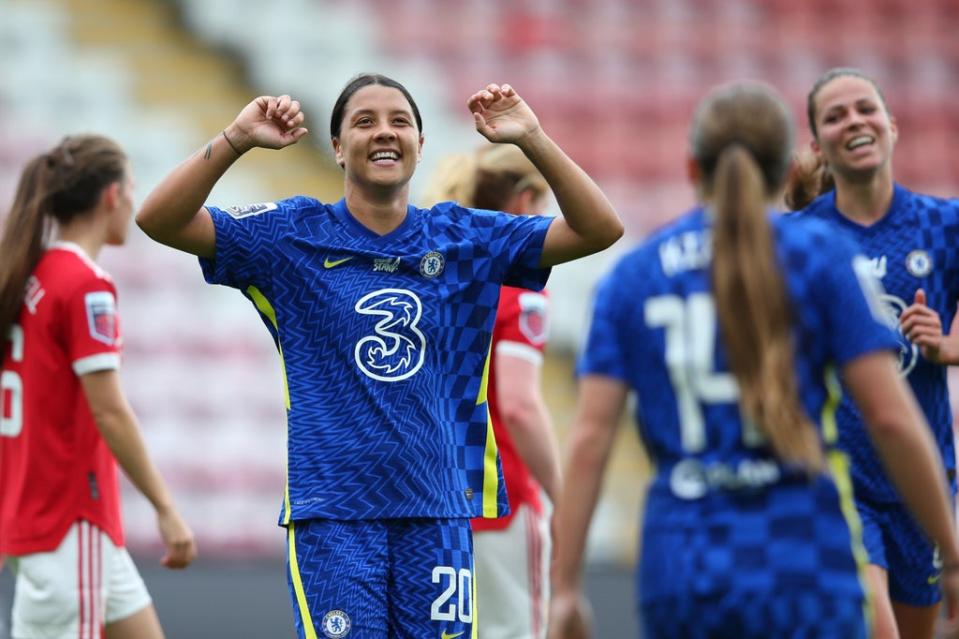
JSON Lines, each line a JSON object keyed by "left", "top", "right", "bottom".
{"left": 940, "top": 547, "right": 959, "bottom": 570}
{"left": 553, "top": 569, "right": 582, "bottom": 592}
{"left": 940, "top": 339, "right": 959, "bottom": 365}
{"left": 514, "top": 126, "right": 548, "bottom": 156}
{"left": 223, "top": 123, "right": 252, "bottom": 154}
{"left": 153, "top": 497, "right": 176, "bottom": 516}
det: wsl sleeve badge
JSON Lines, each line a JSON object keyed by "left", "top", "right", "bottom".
{"left": 518, "top": 292, "right": 549, "bottom": 344}
{"left": 223, "top": 202, "right": 278, "bottom": 219}
{"left": 321, "top": 609, "right": 351, "bottom": 638}
{"left": 84, "top": 291, "right": 117, "bottom": 345}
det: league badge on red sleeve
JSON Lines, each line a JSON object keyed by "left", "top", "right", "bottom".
{"left": 84, "top": 291, "right": 117, "bottom": 345}
{"left": 518, "top": 292, "right": 549, "bottom": 345}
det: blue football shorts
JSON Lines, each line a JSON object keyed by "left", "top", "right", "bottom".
{"left": 858, "top": 497, "right": 943, "bottom": 607}
{"left": 285, "top": 517, "right": 474, "bottom": 639}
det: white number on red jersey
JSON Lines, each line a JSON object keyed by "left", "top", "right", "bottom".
{"left": 1, "top": 324, "right": 24, "bottom": 437}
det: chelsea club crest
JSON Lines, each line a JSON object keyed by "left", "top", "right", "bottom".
{"left": 321, "top": 609, "right": 351, "bottom": 638}
{"left": 419, "top": 251, "right": 445, "bottom": 278}
{"left": 906, "top": 250, "right": 932, "bottom": 277}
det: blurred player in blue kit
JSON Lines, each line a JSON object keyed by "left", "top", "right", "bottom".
{"left": 135, "top": 74, "right": 622, "bottom": 638}
{"left": 787, "top": 67, "right": 959, "bottom": 639}
{"left": 549, "top": 82, "right": 959, "bottom": 639}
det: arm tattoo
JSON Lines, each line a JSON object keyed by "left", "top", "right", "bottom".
{"left": 203, "top": 142, "right": 213, "bottom": 160}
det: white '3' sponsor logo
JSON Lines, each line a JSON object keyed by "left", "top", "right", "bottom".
{"left": 880, "top": 293, "right": 919, "bottom": 378}
{"left": 354, "top": 288, "right": 426, "bottom": 382}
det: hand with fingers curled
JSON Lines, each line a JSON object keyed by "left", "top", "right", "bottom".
{"left": 548, "top": 587, "right": 594, "bottom": 639}
{"left": 224, "top": 94, "right": 309, "bottom": 154}
{"left": 157, "top": 507, "right": 197, "bottom": 570}
{"left": 467, "top": 83, "right": 542, "bottom": 147}
{"left": 900, "top": 289, "right": 959, "bottom": 365}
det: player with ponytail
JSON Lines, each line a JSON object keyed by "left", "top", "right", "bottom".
{"left": 0, "top": 136, "right": 195, "bottom": 639}
{"left": 549, "top": 83, "right": 959, "bottom": 638}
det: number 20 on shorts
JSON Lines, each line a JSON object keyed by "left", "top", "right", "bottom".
{"left": 431, "top": 566, "right": 473, "bottom": 623}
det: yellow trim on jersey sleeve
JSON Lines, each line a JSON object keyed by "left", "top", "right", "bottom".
{"left": 477, "top": 342, "right": 500, "bottom": 517}
{"left": 821, "top": 364, "right": 873, "bottom": 633}
{"left": 245, "top": 285, "right": 291, "bottom": 410}
{"left": 820, "top": 366, "right": 842, "bottom": 446}
{"left": 287, "top": 522, "right": 318, "bottom": 638}
{"left": 283, "top": 482, "right": 292, "bottom": 526}
{"left": 482, "top": 413, "right": 500, "bottom": 517}
{"left": 476, "top": 340, "right": 491, "bottom": 405}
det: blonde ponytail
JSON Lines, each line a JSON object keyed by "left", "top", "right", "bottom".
{"left": 711, "top": 145, "right": 824, "bottom": 473}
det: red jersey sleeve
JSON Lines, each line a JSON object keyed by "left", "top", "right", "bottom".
{"left": 65, "top": 277, "right": 122, "bottom": 375}
{"left": 495, "top": 287, "right": 550, "bottom": 358}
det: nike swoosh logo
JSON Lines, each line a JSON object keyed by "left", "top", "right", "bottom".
{"left": 441, "top": 633, "right": 464, "bottom": 639}
{"left": 928, "top": 573, "right": 942, "bottom": 585}
{"left": 323, "top": 256, "right": 353, "bottom": 268}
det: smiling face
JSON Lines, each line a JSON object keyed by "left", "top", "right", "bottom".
{"left": 332, "top": 84, "right": 424, "bottom": 192}
{"left": 810, "top": 75, "right": 897, "bottom": 180}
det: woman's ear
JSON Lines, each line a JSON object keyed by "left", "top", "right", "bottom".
{"left": 101, "top": 181, "right": 121, "bottom": 210}
{"left": 332, "top": 137, "right": 345, "bottom": 169}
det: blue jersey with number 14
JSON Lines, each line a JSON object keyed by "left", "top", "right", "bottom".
{"left": 200, "top": 196, "right": 552, "bottom": 524}
{"left": 578, "top": 207, "right": 898, "bottom": 604}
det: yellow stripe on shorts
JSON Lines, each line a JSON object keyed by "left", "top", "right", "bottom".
{"left": 287, "top": 522, "right": 317, "bottom": 638}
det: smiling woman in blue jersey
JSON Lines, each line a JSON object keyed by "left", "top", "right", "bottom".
{"left": 135, "top": 74, "right": 623, "bottom": 638}
{"left": 548, "top": 82, "right": 959, "bottom": 639}
{"left": 785, "top": 67, "right": 959, "bottom": 639}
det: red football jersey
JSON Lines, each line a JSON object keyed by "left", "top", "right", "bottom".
{"left": 472, "top": 286, "right": 550, "bottom": 532}
{"left": 0, "top": 242, "right": 124, "bottom": 555}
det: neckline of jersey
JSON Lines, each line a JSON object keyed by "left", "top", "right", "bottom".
{"left": 332, "top": 198, "right": 417, "bottom": 243}
{"left": 826, "top": 183, "right": 907, "bottom": 233}
{"left": 48, "top": 241, "right": 111, "bottom": 281}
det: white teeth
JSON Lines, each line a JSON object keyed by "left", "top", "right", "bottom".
{"left": 370, "top": 151, "right": 399, "bottom": 161}
{"left": 847, "top": 135, "right": 874, "bottom": 150}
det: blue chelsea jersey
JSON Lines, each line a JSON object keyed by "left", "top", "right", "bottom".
{"left": 200, "top": 196, "right": 553, "bottom": 522}
{"left": 801, "top": 185, "right": 959, "bottom": 503}
{"left": 578, "top": 208, "right": 899, "bottom": 601}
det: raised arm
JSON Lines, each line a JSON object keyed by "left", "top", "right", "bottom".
{"left": 135, "top": 95, "right": 308, "bottom": 258}
{"left": 467, "top": 84, "right": 624, "bottom": 267}
{"left": 80, "top": 369, "right": 196, "bottom": 569}
{"left": 843, "top": 351, "right": 959, "bottom": 620}
{"left": 549, "top": 374, "right": 629, "bottom": 639}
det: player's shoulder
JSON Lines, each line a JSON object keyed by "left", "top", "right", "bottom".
{"left": 898, "top": 184, "right": 959, "bottom": 226}
{"left": 39, "top": 242, "right": 115, "bottom": 292}
{"left": 772, "top": 212, "right": 861, "bottom": 281}
{"left": 499, "top": 285, "right": 548, "bottom": 310}
{"left": 773, "top": 209, "right": 847, "bottom": 246}
{"left": 618, "top": 208, "right": 708, "bottom": 277}
{"left": 417, "top": 200, "right": 529, "bottom": 233}
{"left": 789, "top": 189, "right": 835, "bottom": 220}
{"left": 214, "top": 195, "right": 325, "bottom": 220}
